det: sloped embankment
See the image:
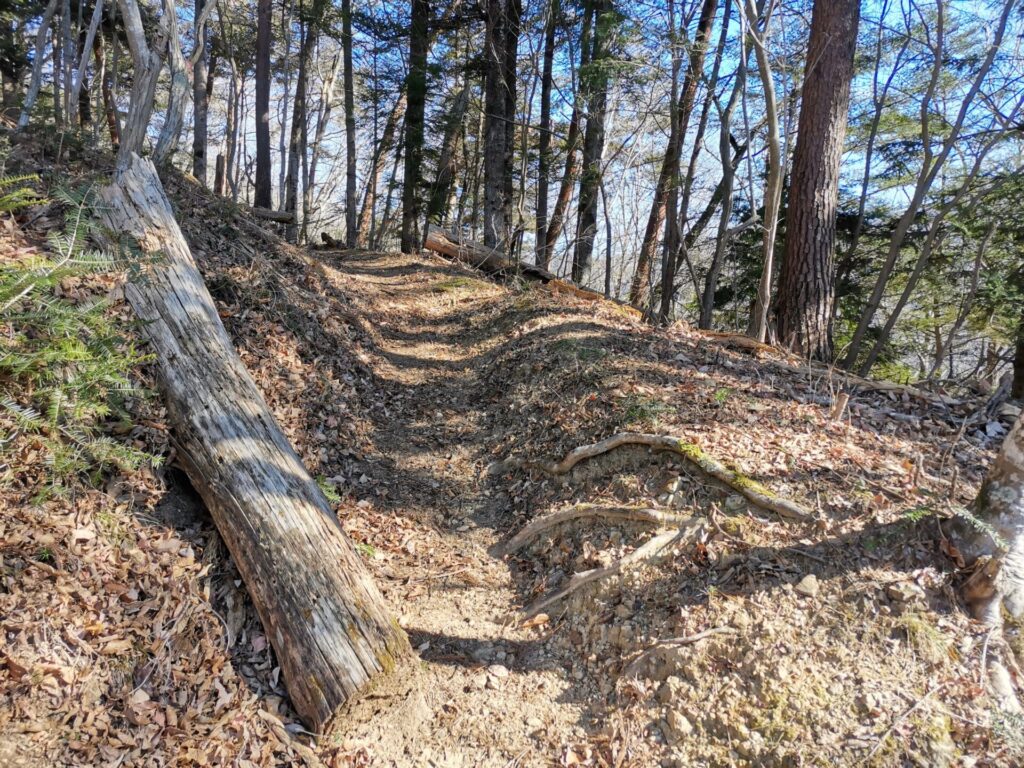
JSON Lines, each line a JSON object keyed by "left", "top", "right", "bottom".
{"left": 3, "top": 150, "right": 1020, "bottom": 767}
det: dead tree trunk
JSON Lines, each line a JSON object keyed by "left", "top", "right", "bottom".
{"left": 100, "top": 154, "right": 409, "bottom": 731}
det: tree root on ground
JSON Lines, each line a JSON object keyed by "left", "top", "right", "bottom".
{"left": 501, "top": 432, "right": 811, "bottom": 522}
{"left": 524, "top": 523, "right": 704, "bottom": 617}
{"left": 500, "top": 504, "right": 696, "bottom": 556}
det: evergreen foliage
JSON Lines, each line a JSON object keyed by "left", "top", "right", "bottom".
{"left": 1, "top": 178, "right": 158, "bottom": 498}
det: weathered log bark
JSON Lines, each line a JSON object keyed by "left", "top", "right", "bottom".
{"left": 253, "top": 206, "right": 296, "bottom": 223}
{"left": 100, "top": 154, "right": 409, "bottom": 732}
{"left": 425, "top": 225, "right": 556, "bottom": 281}
{"left": 958, "top": 412, "right": 1024, "bottom": 623}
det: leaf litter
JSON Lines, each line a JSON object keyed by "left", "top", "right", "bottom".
{"left": 2, "top": 140, "right": 1022, "bottom": 766}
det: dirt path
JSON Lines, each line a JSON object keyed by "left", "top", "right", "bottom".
{"left": 321, "top": 250, "right": 588, "bottom": 767}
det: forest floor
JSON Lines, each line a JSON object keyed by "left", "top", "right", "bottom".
{"left": 3, "top": 150, "right": 1024, "bottom": 767}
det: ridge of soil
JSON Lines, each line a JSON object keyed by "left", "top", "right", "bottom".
{"left": 3, "top": 157, "right": 1022, "bottom": 767}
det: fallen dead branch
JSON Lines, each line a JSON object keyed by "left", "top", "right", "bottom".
{"left": 623, "top": 626, "right": 738, "bottom": 677}
{"left": 501, "top": 504, "right": 696, "bottom": 556}
{"left": 424, "top": 225, "right": 641, "bottom": 318}
{"left": 525, "top": 527, "right": 699, "bottom": 617}
{"left": 505, "top": 432, "right": 811, "bottom": 522}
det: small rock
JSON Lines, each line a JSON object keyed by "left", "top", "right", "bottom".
{"left": 794, "top": 574, "right": 820, "bottom": 598}
{"left": 525, "top": 715, "right": 543, "bottom": 728}
{"left": 665, "top": 709, "right": 693, "bottom": 743}
{"left": 724, "top": 494, "right": 746, "bottom": 513}
{"left": 487, "top": 664, "right": 509, "bottom": 678}
{"left": 614, "top": 603, "right": 632, "bottom": 619}
{"left": 886, "top": 582, "right": 925, "bottom": 603}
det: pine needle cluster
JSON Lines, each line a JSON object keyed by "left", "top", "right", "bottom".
{"left": 1, "top": 177, "right": 159, "bottom": 498}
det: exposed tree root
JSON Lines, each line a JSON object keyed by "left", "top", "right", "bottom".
{"left": 524, "top": 524, "right": 703, "bottom": 617}
{"left": 507, "top": 432, "right": 810, "bottom": 521}
{"left": 501, "top": 505, "right": 696, "bottom": 556}
{"left": 622, "top": 626, "right": 738, "bottom": 677}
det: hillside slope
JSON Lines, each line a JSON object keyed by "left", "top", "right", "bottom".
{"left": 3, "top": 155, "right": 1021, "bottom": 767}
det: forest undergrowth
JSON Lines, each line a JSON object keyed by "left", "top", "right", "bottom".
{"left": 2, "top": 138, "right": 1022, "bottom": 767}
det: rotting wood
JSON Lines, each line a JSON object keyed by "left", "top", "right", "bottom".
{"left": 501, "top": 504, "right": 696, "bottom": 556}
{"left": 99, "top": 153, "right": 409, "bottom": 732}
{"left": 503, "top": 432, "right": 810, "bottom": 521}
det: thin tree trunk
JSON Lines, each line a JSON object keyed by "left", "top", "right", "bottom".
{"left": 927, "top": 224, "right": 993, "bottom": 380}
{"left": 427, "top": 80, "right": 471, "bottom": 226}
{"left": 502, "top": 0, "right": 522, "bottom": 251}
{"left": 745, "top": 0, "right": 781, "bottom": 342}
{"left": 666, "top": 0, "right": 731, "bottom": 315}
{"left": 833, "top": 2, "right": 909, "bottom": 316}
{"left": 116, "top": 0, "right": 165, "bottom": 165}
{"left": 97, "top": 29, "right": 121, "bottom": 146}
{"left": 306, "top": 52, "right": 344, "bottom": 243}
{"left": 698, "top": 29, "right": 747, "bottom": 329}
{"left": 571, "top": 0, "right": 612, "bottom": 286}
{"left": 192, "top": 0, "right": 209, "bottom": 184}
{"left": 400, "top": 0, "right": 429, "bottom": 254}
{"left": 631, "top": 0, "right": 717, "bottom": 308}
{"left": 544, "top": 3, "right": 593, "bottom": 261}
{"left": 377, "top": 120, "right": 406, "bottom": 249}
{"left": 535, "top": 0, "right": 559, "bottom": 269}
{"left": 858, "top": 129, "right": 1012, "bottom": 374}
{"left": 342, "top": 0, "right": 357, "bottom": 247}
{"left": 153, "top": 1, "right": 188, "bottom": 165}
{"left": 842, "top": 0, "right": 1014, "bottom": 370}
{"left": 285, "top": 15, "right": 314, "bottom": 243}
{"left": 17, "top": 0, "right": 60, "bottom": 130}
{"left": 254, "top": 0, "right": 273, "bottom": 208}
{"left": 69, "top": 0, "right": 104, "bottom": 124}
{"left": 357, "top": 92, "right": 406, "bottom": 248}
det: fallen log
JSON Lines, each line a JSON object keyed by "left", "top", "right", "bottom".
{"left": 424, "top": 225, "right": 641, "bottom": 318}
{"left": 253, "top": 205, "right": 296, "bottom": 223}
{"left": 100, "top": 154, "right": 409, "bottom": 732}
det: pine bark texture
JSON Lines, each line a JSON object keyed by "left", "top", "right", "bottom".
{"left": 100, "top": 154, "right": 409, "bottom": 732}
{"left": 775, "top": 0, "right": 859, "bottom": 361}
